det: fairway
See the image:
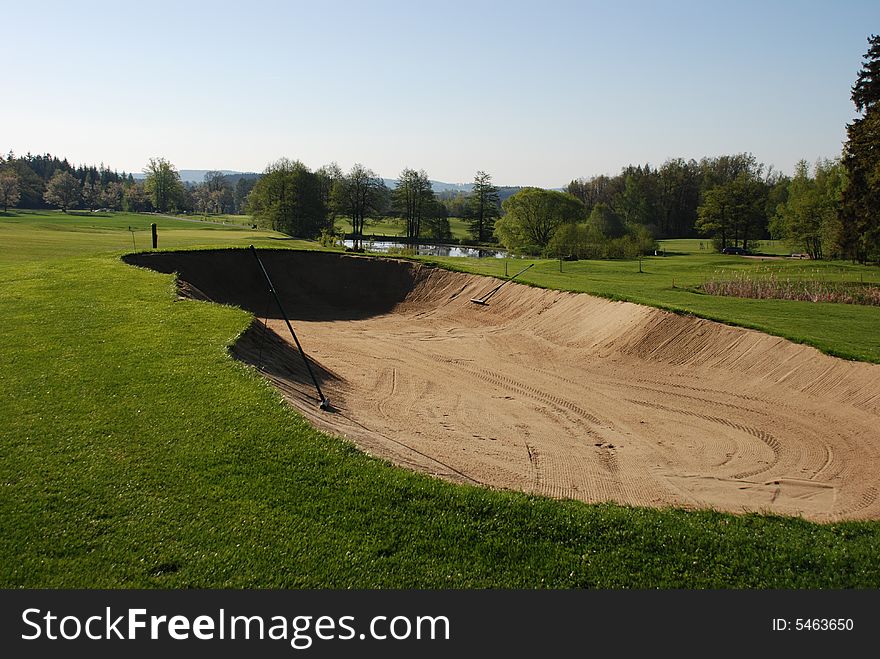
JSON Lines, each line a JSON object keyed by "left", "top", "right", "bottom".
{"left": 0, "top": 210, "right": 299, "bottom": 261}
{"left": 129, "top": 249, "right": 880, "bottom": 522}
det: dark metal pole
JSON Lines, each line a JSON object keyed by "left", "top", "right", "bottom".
{"left": 475, "top": 262, "right": 534, "bottom": 302}
{"left": 249, "top": 246, "right": 330, "bottom": 410}
{"left": 151, "top": 223, "right": 157, "bottom": 249}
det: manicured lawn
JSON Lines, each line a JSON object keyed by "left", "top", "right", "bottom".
{"left": 336, "top": 215, "right": 473, "bottom": 241}
{"left": 660, "top": 237, "right": 792, "bottom": 255}
{"left": 2, "top": 210, "right": 880, "bottom": 588}
{"left": 0, "top": 210, "right": 303, "bottom": 262}
{"left": 167, "top": 212, "right": 256, "bottom": 226}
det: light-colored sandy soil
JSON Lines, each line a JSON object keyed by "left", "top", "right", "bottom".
{"left": 128, "top": 250, "right": 880, "bottom": 522}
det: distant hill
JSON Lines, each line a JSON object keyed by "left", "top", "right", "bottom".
{"left": 133, "top": 170, "right": 543, "bottom": 194}
{"left": 132, "top": 169, "right": 258, "bottom": 184}
{"left": 220, "top": 172, "right": 260, "bottom": 184}
{"left": 381, "top": 179, "right": 473, "bottom": 193}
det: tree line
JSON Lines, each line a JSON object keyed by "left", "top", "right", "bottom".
{"left": 0, "top": 151, "right": 504, "bottom": 247}
{"left": 0, "top": 153, "right": 257, "bottom": 216}
{"left": 3, "top": 37, "right": 878, "bottom": 262}
{"left": 555, "top": 34, "right": 880, "bottom": 264}
{"left": 565, "top": 154, "right": 783, "bottom": 244}
{"left": 246, "top": 161, "right": 505, "bottom": 249}
{"left": 0, "top": 152, "right": 135, "bottom": 212}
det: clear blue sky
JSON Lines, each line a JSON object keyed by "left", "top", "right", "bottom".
{"left": 3, "top": 0, "right": 878, "bottom": 187}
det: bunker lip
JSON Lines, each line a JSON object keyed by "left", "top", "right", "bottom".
{"left": 126, "top": 248, "right": 880, "bottom": 522}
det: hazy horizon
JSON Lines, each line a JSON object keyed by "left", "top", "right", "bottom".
{"left": 4, "top": 0, "right": 879, "bottom": 187}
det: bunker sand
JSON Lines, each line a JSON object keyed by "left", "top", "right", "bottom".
{"left": 127, "top": 250, "right": 880, "bottom": 522}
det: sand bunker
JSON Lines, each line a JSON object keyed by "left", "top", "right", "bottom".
{"left": 125, "top": 249, "right": 880, "bottom": 522}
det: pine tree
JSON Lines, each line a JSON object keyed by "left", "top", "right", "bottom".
{"left": 467, "top": 171, "right": 500, "bottom": 243}
{"left": 840, "top": 35, "right": 880, "bottom": 263}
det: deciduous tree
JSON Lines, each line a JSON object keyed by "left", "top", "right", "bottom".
{"left": 495, "top": 188, "right": 585, "bottom": 254}
{"left": 81, "top": 178, "right": 101, "bottom": 210}
{"left": 123, "top": 182, "right": 150, "bottom": 212}
{"left": 316, "top": 163, "right": 343, "bottom": 232}
{"left": 658, "top": 158, "right": 701, "bottom": 237}
{"left": 0, "top": 170, "right": 21, "bottom": 212}
{"left": 101, "top": 181, "right": 124, "bottom": 210}
{"left": 43, "top": 170, "right": 81, "bottom": 212}
{"left": 392, "top": 168, "right": 434, "bottom": 241}
{"left": 248, "top": 158, "right": 326, "bottom": 238}
{"left": 143, "top": 157, "right": 183, "bottom": 212}
{"left": 586, "top": 203, "right": 626, "bottom": 239}
{"left": 771, "top": 159, "right": 845, "bottom": 259}
{"left": 331, "top": 164, "right": 386, "bottom": 250}
{"left": 696, "top": 173, "right": 766, "bottom": 251}
{"left": 233, "top": 177, "right": 256, "bottom": 215}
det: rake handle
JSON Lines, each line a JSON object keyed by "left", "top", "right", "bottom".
{"left": 249, "top": 246, "right": 329, "bottom": 410}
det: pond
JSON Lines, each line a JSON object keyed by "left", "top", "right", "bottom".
{"left": 342, "top": 239, "right": 508, "bottom": 259}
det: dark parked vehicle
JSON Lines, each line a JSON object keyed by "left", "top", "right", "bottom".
{"left": 721, "top": 246, "right": 749, "bottom": 255}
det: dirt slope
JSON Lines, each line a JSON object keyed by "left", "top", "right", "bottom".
{"left": 126, "top": 249, "right": 880, "bottom": 521}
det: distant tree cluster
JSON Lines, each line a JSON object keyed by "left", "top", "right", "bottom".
{"left": 0, "top": 151, "right": 261, "bottom": 216}
{"left": 192, "top": 170, "right": 256, "bottom": 217}
{"left": 248, "top": 159, "right": 392, "bottom": 246}
{"left": 770, "top": 159, "right": 846, "bottom": 260}
{"left": 495, "top": 189, "right": 657, "bottom": 259}
{"left": 391, "top": 168, "right": 439, "bottom": 240}
{"left": 246, "top": 162, "right": 505, "bottom": 247}
{"left": 435, "top": 176, "right": 520, "bottom": 244}
{"left": 550, "top": 35, "right": 880, "bottom": 264}
{"left": 565, "top": 153, "right": 786, "bottom": 251}
{"left": 248, "top": 158, "right": 327, "bottom": 238}
{"left": 332, "top": 164, "right": 387, "bottom": 249}
{"left": 0, "top": 152, "right": 137, "bottom": 213}
{"left": 5, "top": 36, "right": 878, "bottom": 262}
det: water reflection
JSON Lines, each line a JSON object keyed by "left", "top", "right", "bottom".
{"left": 342, "top": 240, "right": 508, "bottom": 259}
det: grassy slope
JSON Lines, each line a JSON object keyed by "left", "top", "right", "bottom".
{"left": 425, "top": 247, "right": 880, "bottom": 363}
{"left": 2, "top": 211, "right": 880, "bottom": 588}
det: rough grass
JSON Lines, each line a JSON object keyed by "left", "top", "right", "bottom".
{"left": 3, "top": 211, "right": 880, "bottom": 588}
{"left": 702, "top": 273, "right": 880, "bottom": 306}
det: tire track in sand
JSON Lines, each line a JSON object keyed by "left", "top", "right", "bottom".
{"left": 624, "top": 398, "right": 781, "bottom": 480}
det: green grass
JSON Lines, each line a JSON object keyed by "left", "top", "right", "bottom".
{"left": 660, "top": 238, "right": 791, "bottom": 255}
{"left": 336, "top": 216, "right": 473, "bottom": 241}
{"left": 422, "top": 249, "right": 880, "bottom": 363}
{"left": 0, "top": 209, "right": 307, "bottom": 262}
{"left": 167, "top": 212, "right": 256, "bottom": 226}
{"left": 3, "top": 210, "right": 880, "bottom": 588}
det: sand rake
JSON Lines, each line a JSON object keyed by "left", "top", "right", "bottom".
{"left": 470, "top": 263, "right": 534, "bottom": 305}
{"left": 250, "top": 245, "right": 331, "bottom": 411}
